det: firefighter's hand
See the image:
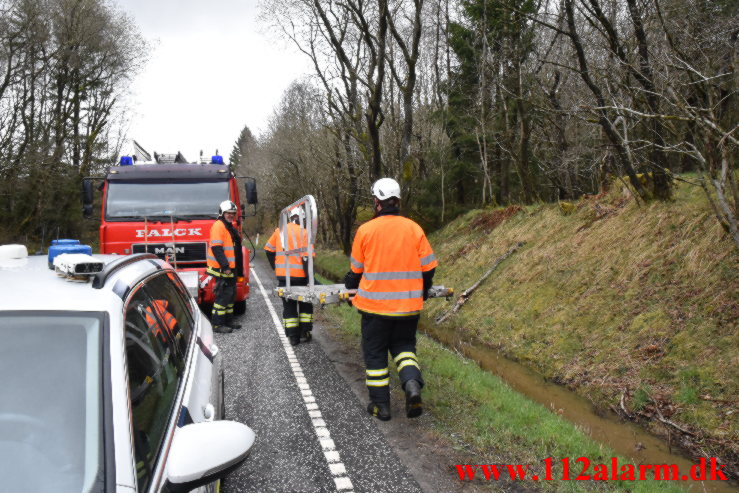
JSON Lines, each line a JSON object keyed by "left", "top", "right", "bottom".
{"left": 344, "top": 271, "right": 361, "bottom": 289}
{"left": 224, "top": 268, "right": 232, "bottom": 275}
{"left": 423, "top": 289, "right": 430, "bottom": 301}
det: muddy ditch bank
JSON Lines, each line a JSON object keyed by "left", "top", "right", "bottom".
{"left": 313, "top": 264, "right": 736, "bottom": 490}
{"left": 421, "top": 321, "right": 738, "bottom": 492}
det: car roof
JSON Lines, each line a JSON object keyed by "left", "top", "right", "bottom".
{"left": 0, "top": 253, "right": 170, "bottom": 312}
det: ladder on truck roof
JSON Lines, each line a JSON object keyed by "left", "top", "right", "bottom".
{"left": 275, "top": 195, "right": 453, "bottom": 305}
{"left": 154, "top": 152, "right": 188, "bottom": 164}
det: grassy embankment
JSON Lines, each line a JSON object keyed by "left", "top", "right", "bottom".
{"left": 315, "top": 272, "right": 683, "bottom": 492}
{"left": 315, "top": 180, "right": 737, "bottom": 491}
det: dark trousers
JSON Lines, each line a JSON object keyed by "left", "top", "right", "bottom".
{"left": 361, "top": 313, "right": 424, "bottom": 404}
{"left": 277, "top": 278, "right": 313, "bottom": 338}
{"left": 281, "top": 299, "right": 313, "bottom": 338}
{"left": 212, "top": 275, "right": 235, "bottom": 327}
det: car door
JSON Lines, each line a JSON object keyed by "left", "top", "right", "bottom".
{"left": 125, "top": 269, "right": 224, "bottom": 492}
{"left": 149, "top": 272, "right": 222, "bottom": 493}
{"left": 124, "top": 273, "right": 189, "bottom": 492}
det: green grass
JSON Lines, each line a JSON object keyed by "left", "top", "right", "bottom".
{"left": 313, "top": 250, "right": 349, "bottom": 281}
{"left": 314, "top": 177, "right": 738, "bottom": 482}
{"left": 321, "top": 301, "right": 684, "bottom": 492}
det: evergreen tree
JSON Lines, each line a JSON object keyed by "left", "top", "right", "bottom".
{"left": 445, "top": 0, "right": 538, "bottom": 205}
{"left": 229, "top": 125, "right": 256, "bottom": 171}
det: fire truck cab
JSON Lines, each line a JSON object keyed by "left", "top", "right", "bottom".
{"left": 87, "top": 156, "right": 257, "bottom": 314}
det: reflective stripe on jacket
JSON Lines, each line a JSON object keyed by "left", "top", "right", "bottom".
{"left": 145, "top": 300, "right": 177, "bottom": 342}
{"left": 264, "top": 223, "right": 311, "bottom": 279}
{"left": 207, "top": 220, "right": 236, "bottom": 271}
{"left": 350, "top": 215, "right": 437, "bottom": 316}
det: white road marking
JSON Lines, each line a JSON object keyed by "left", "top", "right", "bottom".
{"left": 252, "top": 269, "right": 355, "bottom": 493}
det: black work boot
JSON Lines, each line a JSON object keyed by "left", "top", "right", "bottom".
{"left": 213, "top": 325, "right": 233, "bottom": 334}
{"left": 367, "top": 401, "right": 391, "bottom": 421}
{"left": 404, "top": 380, "right": 423, "bottom": 418}
{"left": 229, "top": 323, "right": 242, "bottom": 330}
{"left": 301, "top": 330, "right": 312, "bottom": 342}
{"left": 289, "top": 335, "right": 300, "bottom": 346}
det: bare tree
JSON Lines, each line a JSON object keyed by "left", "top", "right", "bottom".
{"left": 0, "top": 0, "right": 146, "bottom": 241}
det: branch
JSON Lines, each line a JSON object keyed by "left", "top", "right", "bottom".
{"left": 436, "top": 242, "right": 525, "bottom": 324}
{"left": 592, "top": 106, "right": 739, "bottom": 147}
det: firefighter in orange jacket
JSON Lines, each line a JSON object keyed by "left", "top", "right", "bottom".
{"left": 264, "top": 207, "right": 313, "bottom": 346}
{"left": 207, "top": 200, "right": 243, "bottom": 334}
{"left": 344, "top": 178, "right": 437, "bottom": 421}
{"left": 144, "top": 299, "right": 179, "bottom": 345}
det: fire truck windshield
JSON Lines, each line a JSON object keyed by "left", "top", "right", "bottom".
{"left": 105, "top": 181, "right": 230, "bottom": 220}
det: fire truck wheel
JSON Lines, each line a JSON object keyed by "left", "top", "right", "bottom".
{"left": 234, "top": 299, "right": 246, "bottom": 315}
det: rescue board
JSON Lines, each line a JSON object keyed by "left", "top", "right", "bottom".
{"left": 276, "top": 284, "right": 454, "bottom": 305}
{"left": 273, "top": 195, "right": 453, "bottom": 306}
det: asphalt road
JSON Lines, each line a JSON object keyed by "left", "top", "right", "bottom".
{"left": 217, "top": 255, "right": 425, "bottom": 493}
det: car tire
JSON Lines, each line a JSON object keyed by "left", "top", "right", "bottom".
{"left": 234, "top": 299, "right": 246, "bottom": 315}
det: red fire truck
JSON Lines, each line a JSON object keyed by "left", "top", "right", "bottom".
{"left": 84, "top": 154, "right": 257, "bottom": 314}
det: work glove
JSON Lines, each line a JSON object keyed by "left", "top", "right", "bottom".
{"left": 344, "top": 271, "right": 361, "bottom": 289}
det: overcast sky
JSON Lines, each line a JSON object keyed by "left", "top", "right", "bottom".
{"left": 116, "top": 0, "right": 311, "bottom": 164}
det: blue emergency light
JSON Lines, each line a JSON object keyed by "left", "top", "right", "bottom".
{"left": 48, "top": 239, "right": 93, "bottom": 269}
{"left": 211, "top": 156, "right": 224, "bottom": 165}
{"left": 120, "top": 156, "right": 134, "bottom": 166}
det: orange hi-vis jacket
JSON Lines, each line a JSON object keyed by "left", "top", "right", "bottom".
{"left": 350, "top": 214, "right": 438, "bottom": 316}
{"left": 264, "top": 223, "right": 311, "bottom": 279}
{"left": 207, "top": 220, "right": 236, "bottom": 273}
{"left": 144, "top": 300, "right": 177, "bottom": 344}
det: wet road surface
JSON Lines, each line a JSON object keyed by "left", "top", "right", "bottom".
{"left": 217, "top": 255, "right": 424, "bottom": 493}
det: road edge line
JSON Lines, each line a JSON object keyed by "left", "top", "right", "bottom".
{"left": 251, "top": 268, "right": 355, "bottom": 493}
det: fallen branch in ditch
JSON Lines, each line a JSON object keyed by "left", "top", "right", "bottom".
{"left": 620, "top": 391, "right": 634, "bottom": 419}
{"left": 435, "top": 242, "right": 525, "bottom": 324}
{"left": 647, "top": 393, "right": 697, "bottom": 437}
{"left": 655, "top": 415, "right": 696, "bottom": 437}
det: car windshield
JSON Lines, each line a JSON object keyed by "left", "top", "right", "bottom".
{"left": 105, "top": 181, "right": 229, "bottom": 220}
{"left": 0, "top": 312, "right": 104, "bottom": 493}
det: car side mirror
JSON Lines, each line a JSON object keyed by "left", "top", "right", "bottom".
{"left": 245, "top": 179, "right": 258, "bottom": 205}
{"left": 82, "top": 179, "right": 94, "bottom": 218}
{"left": 165, "top": 421, "right": 255, "bottom": 493}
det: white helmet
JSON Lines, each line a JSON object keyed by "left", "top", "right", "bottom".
{"left": 289, "top": 206, "right": 305, "bottom": 222}
{"left": 219, "top": 200, "right": 237, "bottom": 215}
{"left": 371, "top": 178, "right": 401, "bottom": 200}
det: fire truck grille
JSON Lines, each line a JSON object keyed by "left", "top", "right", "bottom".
{"left": 132, "top": 242, "right": 207, "bottom": 264}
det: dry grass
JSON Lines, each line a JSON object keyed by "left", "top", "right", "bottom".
{"left": 426, "top": 181, "right": 739, "bottom": 473}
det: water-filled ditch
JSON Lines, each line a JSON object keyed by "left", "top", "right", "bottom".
{"left": 422, "top": 321, "right": 735, "bottom": 493}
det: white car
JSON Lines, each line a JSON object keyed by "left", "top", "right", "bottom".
{"left": 0, "top": 245, "right": 255, "bottom": 492}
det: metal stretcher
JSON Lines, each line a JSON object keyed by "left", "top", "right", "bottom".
{"left": 273, "top": 195, "right": 453, "bottom": 305}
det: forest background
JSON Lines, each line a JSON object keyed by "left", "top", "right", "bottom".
{"left": 0, "top": 0, "right": 736, "bottom": 254}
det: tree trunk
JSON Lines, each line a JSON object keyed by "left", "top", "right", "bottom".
{"left": 563, "top": 0, "right": 647, "bottom": 200}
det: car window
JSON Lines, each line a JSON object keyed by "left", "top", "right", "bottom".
{"left": 142, "top": 272, "right": 194, "bottom": 360}
{"left": 0, "top": 312, "right": 104, "bottom": 493}
{"left": 124, "top": 287, "right": 183, "bottom": 492}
